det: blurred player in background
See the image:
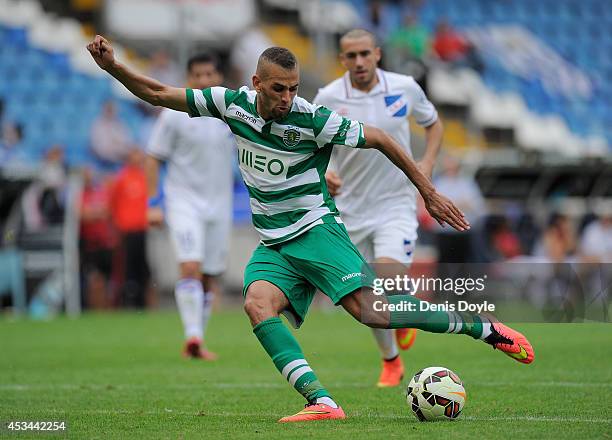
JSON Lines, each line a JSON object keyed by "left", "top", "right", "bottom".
{"left": 145, "top": 53, "right": 235, "bottom": 360}
{"left": 88, "top": 35, "right": 533, "bottom": 423}
{"left": 314, "top": 29, "right": 443, "bottom": 387}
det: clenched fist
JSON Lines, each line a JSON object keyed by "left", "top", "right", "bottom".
{"left": 325, "top": 170, "right": 342, "bottom": 197}
{"left": 86, "top": 35, "right": 115, "bottom": 71}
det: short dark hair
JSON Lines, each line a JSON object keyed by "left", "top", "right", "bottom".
{"left": 258, "top": 47, "right": 297, "bottom": 70}
{"left": 187, "top": 52, "right": 220, "bottom": 73}
{"left": 340, "top": 28, "right": 377, "bottom": 47}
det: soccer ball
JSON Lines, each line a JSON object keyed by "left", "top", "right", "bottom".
{"left": 406, "top": 366, "right": 466, "bottom": 421}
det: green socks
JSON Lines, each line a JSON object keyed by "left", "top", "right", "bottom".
{"left": 386, "top": 295, "right": 487, "bottom": 339}
{"left": 253, "top": 317, "right": 331, "bottom": 402}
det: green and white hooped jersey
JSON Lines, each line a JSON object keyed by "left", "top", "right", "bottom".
{"left": 186, "top": 86, "right": 366, "bottom": 246}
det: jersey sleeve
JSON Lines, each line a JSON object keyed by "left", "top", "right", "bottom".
{"left": 313, "top": 105, "right": 366, "bottom": 149}
{"left": 186, "top": 86, "right": 240, "bottom": 120}
{"left": 146, "top": 110, "right": 176, "bottom": 160}
{"left": 406, "top": 78, "right": 438, "bottom": 127}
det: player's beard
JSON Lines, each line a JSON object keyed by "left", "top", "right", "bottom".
{"left": 352, "top": 68, "right": 376, "bottom": 89}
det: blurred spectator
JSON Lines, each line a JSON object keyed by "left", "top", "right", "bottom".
{"left": 386, "top": 14, "right": 430, "bottom": 90}
{"left": 361, "top": 0, "right": 395, "bottom": 44}
{"left": 534, "top": 213, "right": 577, "bottom": 263}
{"left": 0, "top": 122, "right": 27, "bottom": 165}
{"left": 148, "top": 50, "right": 183, "bottom": 87}
{"left": 78, "top": 167, "right": 116, "bottom": 309}
{"left": 435, "top": 155, "right": 486, "bottom": 226}
{"left": 487, "top": 216, "right": 523, "bottom": 260}
{"left": 580, "top": 208, "right": 612, "bottom": 263}
{"left": 39, "top": 146, "right": 67, "bottom": 224}
{"left": 109, "top": 148, "right": 150, "bottom": 308}
{"left": 90, "top": 101, "right": 132, "bottom": 167}
{"left": 432, "top": 19, "right": 483, "bottom": 73}
{"left": 433, "top": 155, "right": 487, "bottom": 263}
{"left": 22, "top": 145, "right": 68, "bottom": 230}
{"left": 387, "top": 14, "right": 430, "bottom": 60}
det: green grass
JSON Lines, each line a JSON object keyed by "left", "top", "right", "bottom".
{"left": 1, "top": 309, "right": 611, "bottom": 439}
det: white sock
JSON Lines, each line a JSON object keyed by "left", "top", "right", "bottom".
{"left": 371, "top": 328, "right": 399, "bottom": 360}
{"left": 315, "top": 396, "right": 338, "bottom": 408}
{"left": 479, "top": 315, "right": 493, "bottom": 340}
{"left": 175, "top": 278, "right": 204, "bottom": 340}
{"left": 202, "top": 290, "right": 214, "bottom": 340}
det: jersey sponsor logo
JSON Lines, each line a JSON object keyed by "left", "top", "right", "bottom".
{"left": 235, "top": 109, "right": 259, "bottom": 125}
{"left": 239, "top": 147, "right": 285, "bottom": 176}
{"left": 384, "top": 94, "right": 408, "bottom": 117}
{"left": 283, "top": 127, "right": 301, "bottom": 147}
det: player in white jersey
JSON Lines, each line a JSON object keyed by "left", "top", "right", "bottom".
{"left": 314, "top": 29, "right": 444, "bottom": 387}
{"left": 145, "top": 53, "right": 235, "bottom": 360}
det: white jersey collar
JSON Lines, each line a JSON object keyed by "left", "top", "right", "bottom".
{"left": 342, "top": 68, "right": 389, "bottom": 99}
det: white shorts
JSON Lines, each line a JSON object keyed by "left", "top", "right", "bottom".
{"left": 165, "top": 205, "right": 231, "bottom": 276}
{"left": 343, "top": 206, "right": 418, "bottom": 265}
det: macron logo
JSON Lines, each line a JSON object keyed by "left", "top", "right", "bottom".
{"left": 236, "top": 110, "right": 258, "bottom": 124}
{"left": 341, "top": 272, "right": 363, "bottom": 282}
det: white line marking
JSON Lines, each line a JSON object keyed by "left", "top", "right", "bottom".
{"left": 10, "top": 408, "right": 610, "bottom": 424}
{"left": 2, "top": 381, "right": 611, "bottom": 391}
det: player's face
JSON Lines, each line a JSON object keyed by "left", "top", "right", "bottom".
{"left": 253, "top": 63, "right": 299, "bottom": 120}
{"left": 187, "top": 62, "right": 223, "bottom": 89}
{"left": 340, "top": 36, "right": 381, "bottom": 90}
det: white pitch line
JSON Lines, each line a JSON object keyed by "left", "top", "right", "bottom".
{"left": 7, "top": 408, "right": 611, "bottom": 424}
{"left": 2, "top": 381, "right": 611, "bottom": 391}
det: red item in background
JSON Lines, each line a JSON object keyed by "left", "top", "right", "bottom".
{"left": 80, "top": 184, "right": 116, "bottom": 250}
{"left": 493, "top": 229, "right": 523, "bottom": 259}
{"left": 433, "top": 30, "right": 469, "bottom": 62}
{"left": 110, "top": 165, "right": 148, "bottom": 232}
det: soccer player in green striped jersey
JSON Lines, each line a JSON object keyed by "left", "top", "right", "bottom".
{"left": 87, "top": 35, "right": 534, "bottom": 423}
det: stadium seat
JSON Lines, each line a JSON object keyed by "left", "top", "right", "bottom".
{"left": 416, "top": 0, "right": 609, "bottom": 152}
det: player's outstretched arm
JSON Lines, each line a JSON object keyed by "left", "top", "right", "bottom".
{"left": 418, "top": 118, "right": 444, "bottom": 179}
{"left": 86, "top": 35, "right": 188, "bottom": 113}
{"left": 362, "top": 125, "right": 469, "bottom": 232}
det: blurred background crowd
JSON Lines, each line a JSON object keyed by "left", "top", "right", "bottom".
{"left": 0, "top": 0, "right": 610, "bottom": 317}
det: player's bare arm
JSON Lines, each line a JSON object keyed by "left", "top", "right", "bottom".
{"left": 362, "top": 125, "right": 469, "bottom": 232}
{"left": 144, "top": 155, "right": 164, "bottom": 227}
{"left": 418, "top": 118, "right": 444, "bottom": 179}
{"left": 86, "top": 35, "right": 188, "bottom": 113}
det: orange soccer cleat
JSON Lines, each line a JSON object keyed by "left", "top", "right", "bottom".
{"left": 484, "top": 321, "right": 535, "bottom": 364}
{"left": 377, "top": 355, "right": 404, "bottom": 387}
{"left": 278, "top": 403, "right": 346, "bottom": 423}
{"left": 182, "top": 337, "right": 218, "bottom": 361}
{"left": 395, "top": 328, "right": 417, "bottom": 351}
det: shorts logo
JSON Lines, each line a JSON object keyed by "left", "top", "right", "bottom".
{"left": 283, "top": 127, "right": 301, "bottom": 147}
{"left": 384, "top": 94, "right": 408, "bottom": 117}
{"left": 404, "top": 239, "right": 413, "bottom": 257}
{"left": 341, "top": 272, "right": 363, "bottom": 282}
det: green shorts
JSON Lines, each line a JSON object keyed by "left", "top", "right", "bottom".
{"left": 243, "top": 222, "right": 374, "bottom": 328}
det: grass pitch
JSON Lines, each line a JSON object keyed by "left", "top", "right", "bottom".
{"left": 1, "top": 309, "right": 611, "bottom": 439}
